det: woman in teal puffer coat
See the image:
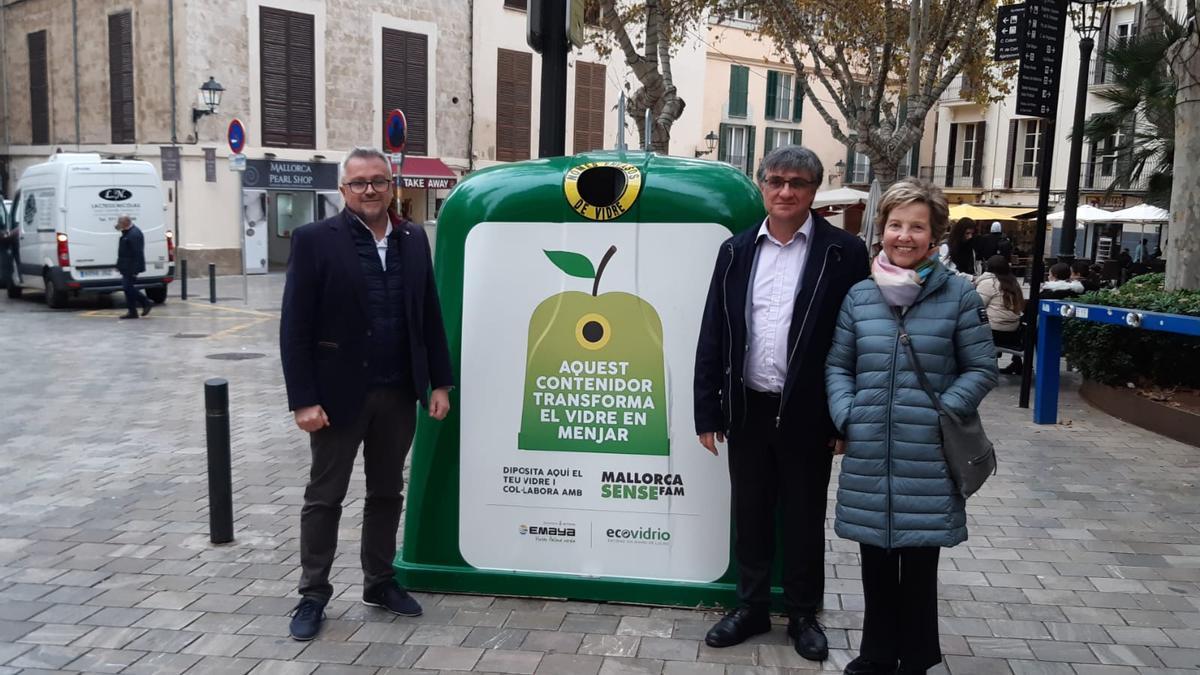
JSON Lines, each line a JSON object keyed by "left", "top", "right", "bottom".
{"left": 826, "top": 179, "right": 998, "bottom": 675}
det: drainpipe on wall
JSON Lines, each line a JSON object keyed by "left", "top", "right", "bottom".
{"left": 467, "top": 0, "right": 475, "bottom": 173}
{"left": 72, "top": 0, "right": 80, "bottom": 149}
{"left": 168, "top": 0, "right": 180, "bottom": 245}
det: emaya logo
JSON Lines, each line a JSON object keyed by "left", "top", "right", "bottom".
{"left": 98, "top": 188, "right": 133, "bottom": 201}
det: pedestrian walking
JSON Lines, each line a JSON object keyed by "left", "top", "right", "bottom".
{"left": 115, "top": 215, "right": 151, "bottom": 319}
{"left": 279, "top": 147, "right": 454, "bottom": 641}
{"left": 694, "top": 145, "right": 869, "bottom": 661}
{"left": 826, "top": 178, "right": 998, "bottom": 674}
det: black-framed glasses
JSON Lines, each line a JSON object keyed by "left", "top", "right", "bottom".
{"left": 764, "top": 176, "right": 819, "bottom": 191}
{"left": 343, "top": 178, "right": 392, "bottom": 194}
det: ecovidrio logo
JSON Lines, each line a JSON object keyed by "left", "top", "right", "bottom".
{"left": 605, "top": 525, "right": 671, "bottom": 544}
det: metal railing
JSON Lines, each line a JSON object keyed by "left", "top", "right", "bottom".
{"left": 918, "top": 165, "right": 983, "bottom": 189}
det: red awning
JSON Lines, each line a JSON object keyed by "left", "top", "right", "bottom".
{"left": 400, "top": 157, "right": 458, "bottom": 190}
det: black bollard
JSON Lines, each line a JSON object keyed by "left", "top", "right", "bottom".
{"left": 204, "top": 378, "right": 234, "bottom": 544}
{"left": 208, "top": 263, "right": 217, "bottom": 303}
{"left": 180, "top": 259, "right": 188, "bottom": 301}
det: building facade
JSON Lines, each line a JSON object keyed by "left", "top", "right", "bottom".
{"left": 1, "top": 0, "right": 471, "bottom": 273}
{"left": 930, "top": 0, "right": 1182, "bottom": 259}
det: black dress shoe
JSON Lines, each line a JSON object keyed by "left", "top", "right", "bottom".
{"left": 119, "top": 313, "right": 139, "bottom": 320}
{"left": 704, "top": 607, "right": 771, "bottom": 647}
{"left": 844, "top": 654, "right": 898, "bottom": 674}
{"left": 787, "top": 614, "right": 828, "bottom": 661}
{"left": 141, "top": 303, "right": 151, "bottom": 317}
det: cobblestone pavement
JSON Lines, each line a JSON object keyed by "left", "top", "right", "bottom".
{"left": 1, "top": 275, "right": 1199, "bottom": 675}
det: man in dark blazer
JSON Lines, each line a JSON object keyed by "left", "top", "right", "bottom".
{"left": 115, "top": 215, "right": 151, "bottom": 319}
{"left": 694, "top": 145, "right": 869, "bottom": 661}
{"left": 280, "top": 147, "right": 454, "bottom": 641}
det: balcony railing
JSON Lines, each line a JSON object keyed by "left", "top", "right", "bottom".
{"left": 938, "top": 75, "right": 982, "bottom": 104}
{"left": 1082, "top": 161, "right": 1150, "bottom": 192}
{"left": 918, "top": 165, "right": 983, "bottom": 189}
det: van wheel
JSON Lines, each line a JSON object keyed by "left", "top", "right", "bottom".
{"left": 6, "top": 284, "right": 19, "bottom": 299}
{"left": 147, "top": 285, "right": 167, "bottom": 304}
{"left": 44, "top": 275, "right": 67, "bottom": 309}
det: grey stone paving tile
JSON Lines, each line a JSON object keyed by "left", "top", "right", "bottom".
{"left": 1026, "top": 640, "right": 1099, "bottom": 663}
{"left": 405, "top": 624, "right": 472, "bottom": 646}
{"left": 1004, "top": 660, "right": 1077, "bottom": 675}
{"left": 309, "top": 665, "right": 376, "bottom": 675}
{"left": 534, "top": 652, "right": 603, "bottom": 675}
{"left": 134, "top": 609, "right": 206, "bottom": 630}
{"left": 579, "top": 635, "right": 640, "bottom": 658}
{"left": 598, "top": 656, "right": 664, "bottom": 674}
{"left": 18, "top": 623, "right": 94, "bottom": 646}
{"left": 966, "top": 637, "right": 1035, "bottom": 660}
{"left": 1149, "top": 647, "right": 1200, "bottom": 670}
{"left": 694, "top": 643, "right": 755, "bottom": 666}
{"left": 519, "top": 630, "right": 580, "bottom": 654}
{"left": 1089, "top": 643, "right": 1166, "bottom": 667}
{"left": 236, "top": 635, "right": 308, "bottom": 660}
{"left": 942, "top": 654, "right": 1014, "bottom": 674}
{"left": 475, "top": 648, "right": 543, "bottom": 674}
{"left": 411, "top": 645, "right": 482, "bottom": 670}
{"left": 349, "top": 621, "right": 417, "bottom": 644}
{"left": 296, "top": 640, "right": 368, "bottom": 664}
{"left": 65, "top": 647, "right": 148, "bottom": 673}
{"left": 659, "top": 662, "right": 723, "bottom": 675}
{"left": 125, "top": 628, "right": 202, "bottom": 654}
{"left": 616, "top": 618, "right": 674, "bottom": 638}
{"left": 452, "top": 609, "right": 511, "bottom": 628}
{"left": 181, "top": 632, "right": 257, "bottom": 657}
{"left": 354, "top": 643, "right": 424, "bottom": 668}
{"left": 180, "top": 654, "right": 260, "bottom": 675}
{"left": 8, "top": 644, "right": 89, "bottom": 669}
{"left": 1104, "top": 626, "right": 1176, "bottom": 646}
{"left": 636, "top": 637, "right": 698, "bottom": 662}
{"left": 0, "top": 642, "right": 33, "bottom": 665}
{"left": 1070, "top": 666, "right": 1139, "bottom": 675}
{"left": 246, "top": 659, "right": 319, "bottom": 675}
{"left": 561, "top": 614, "right": 621, "bottom": 634}
{"left": 71, "top": 625, "right": 148, "bottom": 649}
{"left": 505, "top": 610, "right": 565, "bottom": 631}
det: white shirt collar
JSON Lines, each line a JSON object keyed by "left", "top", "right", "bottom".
{"left": 756, "top": 212, "right": 813, "bottom": 247}
{"left": 351, "top": 212, "right": 392, "bottom": 242}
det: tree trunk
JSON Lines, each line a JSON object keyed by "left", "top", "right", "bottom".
{"left": 1167, "top": 31, "right": 1200, "bottom": 291}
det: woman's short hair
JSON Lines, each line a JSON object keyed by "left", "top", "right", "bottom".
{"left": 986, "top": 254, "right": 1011, "bottom": 276}
{"left": 876, "top": 178, "right": 950, "bottom": 242}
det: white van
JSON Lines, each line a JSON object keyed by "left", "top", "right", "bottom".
{"left": 4, "top": 154, "right": 174, "bottom": 308}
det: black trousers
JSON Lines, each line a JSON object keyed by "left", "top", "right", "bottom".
{"left": 727, "top": 389, "right": 833, "bottom": 616}
{"left": 121, "top": 274, "right": 149, "bottom": 314}
{"left": 859, "top": 543, "right": 942, "bottom": 671}
{"left": 298, "top": 386, "right": 416, "bottom": 603}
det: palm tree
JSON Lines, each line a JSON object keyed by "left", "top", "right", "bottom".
{"left": 1082, "top": 0, "right": 1185, "bottom": 208}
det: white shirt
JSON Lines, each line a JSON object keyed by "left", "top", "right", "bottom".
{"left": 745, "top": 214, "right": 813, "bottom": 393}
{"left": 353, "top": 215, "right": 393, "bottom": 270}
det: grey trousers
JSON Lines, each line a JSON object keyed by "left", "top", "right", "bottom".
{"left": 298, "top": 386, "right": 416, "bottom": 603}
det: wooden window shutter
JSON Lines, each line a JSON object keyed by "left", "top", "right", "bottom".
{"left": 945, "top": 124, "right": 958, "bottom": 188}
{"left": 972, "top": 121, "right": 986, "bottom": 188}
{"left": 260, "top": 7, "right": 315, "bottom": 149}
{"left": 792, "top": 129, "right": 803, "bottom": 146}
{"left": 717, "top": 123, "right": 731, "bottom": 163}
{"left": 1094, "top": 11, "right": 1111, "bottom": 84}
{"left": 28, "top": 31, "right": 49, "bottom": 145}
{"left": 382, "top": 29, "right": 428, "bottom": 155}
{"left": 1004, "top": 119, "right": 1018, "bottom": 188}
{"left": 108, "top": 12, "right": 135, "bottom": 144}
{"left": 1085, "top": 137, "right": 1097, "bottom": 188}
{"left": 728, "top": 66, "right": 748, "bottom": 117}
{"left": 744, "top": 126, "right": 757, "bottom": 177}
{"left": 764, "top": 71, "right": 778, "bottom": 120}
{"left": 573, "top": 61, "right": 605, "bottom": 152}
{"left": 504, "top": 0, "right": 528, "bottom": 9}
{"left": 792, "top": 83, "right": 803, "bottom": 122}
{"left": 496, "top": 48, "right": 532, "bottom": 161}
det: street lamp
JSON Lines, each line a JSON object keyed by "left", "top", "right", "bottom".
{"left": 191, "top": 76, "right": 225, "bottom": 139}
{"left": 694, "top": 131, "right": 718, "bottom": 157}
{"left": 1059, "top": 0, "right": 1114, "bottom": 263}
{"left": 829, "top": 159, "right": 846, "bottom": 184}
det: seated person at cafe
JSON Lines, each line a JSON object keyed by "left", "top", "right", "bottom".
{"left": 1070, "top": 260, "right": 1101, "bottom": 292}
{"left": 1042, "top": 262, "right": 1084, "bottom": 298}
{"left": 976, "top": 255, "right": 1025, "bottom": 375}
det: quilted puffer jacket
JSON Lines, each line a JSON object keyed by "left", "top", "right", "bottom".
{"left": 825, "top": 263, "right": 998, "bottom": 549}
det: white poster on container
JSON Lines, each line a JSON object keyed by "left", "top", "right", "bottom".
{"left": 458, "top": 221, "right": 731, "bottom": 583}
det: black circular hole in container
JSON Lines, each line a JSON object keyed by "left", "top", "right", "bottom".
{"left": 576, "top": 166, "right": 626, "bottom": 208}
{"left": 582, "top": 320, "right": 605, "bottom": 343}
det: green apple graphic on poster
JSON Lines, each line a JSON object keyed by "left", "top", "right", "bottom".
{"left": 518, "top": 245, "right": 669, "bottom": 456}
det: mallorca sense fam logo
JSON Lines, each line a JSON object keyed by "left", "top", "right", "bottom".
{"left": 518, "top": 521, "right": 577, "bottom": 543}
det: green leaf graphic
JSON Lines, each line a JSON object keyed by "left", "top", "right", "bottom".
{"left": 543, "top": 250, "right": 596, "bottom": 279}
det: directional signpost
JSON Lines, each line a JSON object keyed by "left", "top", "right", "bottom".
{"left": 384, "top": 109, "right": 407, "bottom": 211}
{"left": 228, "top": 118, "right": 248, "bottom": 303}
{"left": 1007, "top": 0, "right": 1068, "bottom": 408}
{"left": 994, "top": 3, "right": 1026, "bottom": 61}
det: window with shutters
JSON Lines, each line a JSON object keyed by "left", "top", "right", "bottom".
{"left": 764, "top": 70, "right": 792, "bottom": 120}
{"left": 108, "top": 12, "right": 135, "bottom": 144}
{"left": 382, "top": 29, "right": 428, "bottom": 155}
{"left": 496, "top": 48, "right": 532, "bottom": 162}
{"left": 959, "top": 124, "right": 976, "bottom": 180}
{"left": 717, "top": 123, "right": 755, "bottom": 177}
{"left": 764, "top": 127, "right": 802, "bottom": 153}
{"left": 28, "top": 31, "right": 49, "bottom": 145}
{"left": 1021, "top": 119, "right": 1042, "bottom": 179}
{"left": 573, "top": 61, "right": 606, "bottom": 152}
{"left": 260, "top": 7, "right": 315, "bottom": 149}
{"left": 728, "top": 65, "right": 749, "bottom": 118}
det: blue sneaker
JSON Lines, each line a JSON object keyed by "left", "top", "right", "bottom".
{"left": 288, "top": 597, "right": 325, "bottom": 641}
{"left": 362, "top": 583, "right": 423, "bottom": 616}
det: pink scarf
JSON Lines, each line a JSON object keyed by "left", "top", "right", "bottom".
{"left": 872, "top": 251, "right": 936, "bottom": 308}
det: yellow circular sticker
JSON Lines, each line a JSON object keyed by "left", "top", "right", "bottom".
{"left": 563, "top": 162, "right": 643, "bottom": 221}
{"left": 575, "top": 313, "right": 612, "bottom": 351}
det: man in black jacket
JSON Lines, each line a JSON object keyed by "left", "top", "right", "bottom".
{"left": 694, "top": 146, "right": 869, "bottom": 660}
{"left": 115, "top": 215, "right": 151, "bottom": 319}
{"left": 280, "top": 147, "right": 454, "bottom": 641}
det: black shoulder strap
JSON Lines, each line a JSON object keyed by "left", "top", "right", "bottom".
{"left": 892, "top": 307, "right": 946, "bottom": 414}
